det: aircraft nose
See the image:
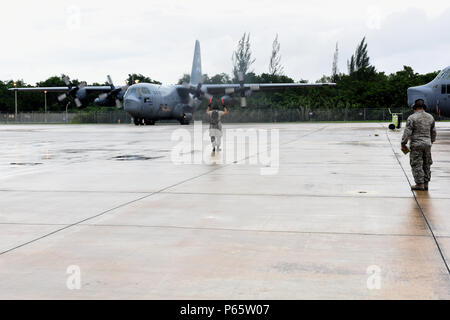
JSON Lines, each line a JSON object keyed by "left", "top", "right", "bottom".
{"left": 407, "top": 86, "right": 428, "bottom": 107}
{"left": 124, "top": 98, "right": 141, "bottom": 115}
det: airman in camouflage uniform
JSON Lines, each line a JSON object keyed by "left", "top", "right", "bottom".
{"left": 401, "top": 99, "right": 437, "bottom": 191}
{"left": 206, "top": 101, "right": 228, "bottom": 154}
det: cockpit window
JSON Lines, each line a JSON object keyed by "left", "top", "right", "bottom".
{"left": 135, "top": 87, "right": 151, "bottom": 97}
{"left": 141, "top": 87, "right": 151, "bottom": 95}
{"left": 124, "top": 86, "right": 152, "bottom": 98}
{"left": 435, "top": 70, "right": 450, "bottom": 81}
{"left": 124, "top": 87, "right": 136, "bottom": 98}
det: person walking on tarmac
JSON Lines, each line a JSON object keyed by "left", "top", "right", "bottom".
{"left": 206, "top": 99, "right": 228, "bottom": 154}
{"left": 401, "top": 99, "right": 437, "bottom": 191}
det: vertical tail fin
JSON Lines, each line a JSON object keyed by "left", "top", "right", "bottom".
{"left": 190, "top": 40, "right": 202, "bottom": 86}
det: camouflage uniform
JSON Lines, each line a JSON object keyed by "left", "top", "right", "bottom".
{"left": 401, "top": 110, "right": 437, "bottom": 184}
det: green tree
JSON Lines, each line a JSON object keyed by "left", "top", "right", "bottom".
{"left": 347, "top": 55, "right": 355, "bottom": 74}
{"left": 204, "top": 73, "right": 232, "bottom": 84}
{"left": 232, "top": 33, "right": 256, "bottom": 81}
{"left": 269, "top": 34, "right": 284, "bottom": 76}
{"left": 177, "top": 73, "right": 191, "bottom": 85}
{"left": 332, "top": 42, "right": 339, "bottom": 82}
{"left": 347, "top": 37, "right": 375, "bottom": 77}
{"left": 355, "top": 37, "right": 370, "bottom": 71}
{"left": 127, "top": 74, "right": 161, "bottom": 85}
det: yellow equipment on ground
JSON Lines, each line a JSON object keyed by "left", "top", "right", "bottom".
{"left": 388, "top": 109, "right": 403, "bottom": 130}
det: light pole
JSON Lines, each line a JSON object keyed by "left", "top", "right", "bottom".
{"left": 44, "top": 91, "right": 47, "bottom": 123}
{"left": 13, "top": 82, "right": 18, "bottom": 120}
{"left": 66, "top": 102, "right": 70, "bottom": 123}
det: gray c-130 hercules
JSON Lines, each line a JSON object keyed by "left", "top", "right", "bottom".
{"left": 407, "top": 66, "right": 450, "bottom": 117}
{"left": 10, "top": 40, "right": 336, "bottom": 125}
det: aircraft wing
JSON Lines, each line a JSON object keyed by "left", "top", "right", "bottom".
{"left": 8, "top": 86, "right": 113, "bottom": 92}
{"left": 202, "top": 82, "right": 336, "bottom": 95}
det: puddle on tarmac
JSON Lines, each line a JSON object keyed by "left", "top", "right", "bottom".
{"left": 112, "top": 155, "right": 165, "bottom": 161}
{"left": 347, "top": 190, "right": 377, "bottom": 196}
{"left": 62, "top": 149, "right": 118, "bottom": 154}
{"left": 334, "top": 141, "right": 376, "bottom": 147}
{"left": 179, "top": 150, "right": 201, "bottom": 155}
{"left": 10, "top": 162, "right": 42, "bottom": 166}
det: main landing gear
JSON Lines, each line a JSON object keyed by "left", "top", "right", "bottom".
{"left": 179, "top": 113, "right": 191, "bottom": 125}
{"left": 134, "top": 118, "right": 155, "bottom": 126}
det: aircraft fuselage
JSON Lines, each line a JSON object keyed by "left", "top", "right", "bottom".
{"left": 123, "top": 83, "right": 193, "bottom": 125}
{"left": 407, "top": 67, "right": 450, "bottom": 117}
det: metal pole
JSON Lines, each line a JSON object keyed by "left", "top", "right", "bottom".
{"left": 14, "top": 84, "right": 18, "bottom": 120}
{"left": 44, "top": 91, "right": 48, "bottom": 123}
{"left": 66, "top": 102, "right": 69, "bottom": 123}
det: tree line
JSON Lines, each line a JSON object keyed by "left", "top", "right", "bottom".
{"left": 0, "top": 34, "right": 440, "bottom": 113}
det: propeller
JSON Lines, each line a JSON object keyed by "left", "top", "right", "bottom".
{"left": 234, "top": 72, "right": 261, "bottom": 107}
{"left": 182, "top": 75, "right": 213, "bottom": 107}
{"left": 223, "top": 71, "right": 250, "bottom": 107}
{"left": 220, "top": 95, "right": 233, "bottom": 105}
{"left": 237, "top": 72, "right": 247, "bottom": 107}
{"left": 58, "top": 76, "right": 87, "bottom": 108}
{"left": 96, "top": 75, "right": 128, "bottom": 109}
{"left": 221, "top": 72, "right": 253, "bottom": 107}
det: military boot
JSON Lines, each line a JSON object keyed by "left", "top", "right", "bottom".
{"left": 411, "top": 184, "right": 425, "bottom": 191}
{"left": 424, "top": 182, "right": 429, "bottom": 191}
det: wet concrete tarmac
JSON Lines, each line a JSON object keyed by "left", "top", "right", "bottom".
{"left": 0, "top": 122, "right": 449, "bottom": 299}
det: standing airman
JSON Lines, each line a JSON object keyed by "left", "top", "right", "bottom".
{"left": 401, "top": 99, "right": 437, "bottom": 191}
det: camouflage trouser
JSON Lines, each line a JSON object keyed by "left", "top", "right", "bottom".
{"left": 410, "top": 145, "right": 433, "bottom": 184}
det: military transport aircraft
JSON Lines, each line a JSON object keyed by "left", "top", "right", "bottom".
{"left": 10, "top": 40, "right": 336, "bottom": 125}
{"left": 407, "top": 66, "right": 450, "bottom": 117}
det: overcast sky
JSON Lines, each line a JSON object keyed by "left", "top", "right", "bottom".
{"left": 1, "top": 0, "right": 449, "bottom": 85}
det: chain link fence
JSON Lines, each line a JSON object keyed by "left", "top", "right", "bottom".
{"left": 0, "top": 112, "right": 132, "bottom": 124}
{"left": 195, "top": 107, "right": 416, "bottom": 123}
{"left": 1, "top": 107, "right": 447, "bottom": 124}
